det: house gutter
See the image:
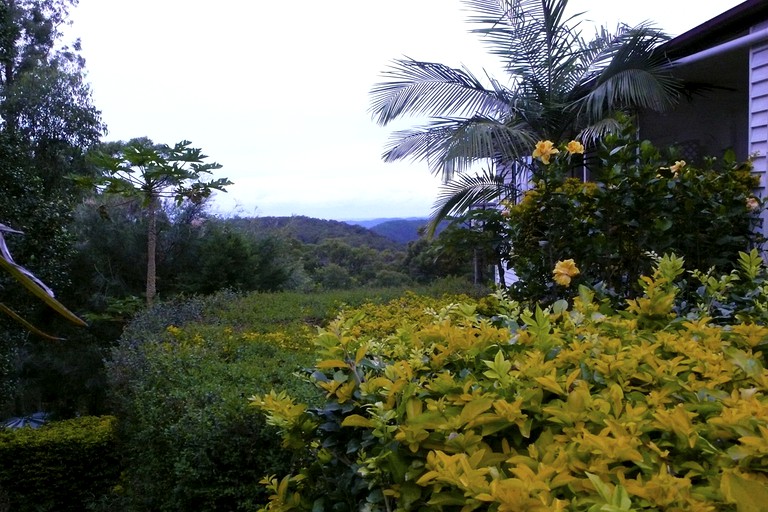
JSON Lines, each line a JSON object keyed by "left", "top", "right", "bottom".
{"left": 671, "top": 26, "right": 768, "bottom": 67}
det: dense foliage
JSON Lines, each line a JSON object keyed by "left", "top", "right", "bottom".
{"left": 0, "top": 415, "right": 119, "bottom": 512}
{"left": 255, "top": 254, "right": 768, "bottom": 511}
{"left": 239, "top": 216, "right": 403, "bottom": 251}
{"left": 105, "top": 292, "right": 315, "bottom": 511}
{"left": 105, "top": 288, "right": 469, "bottom": 511}
{"left": 0, "top": 0, "right": 104, "bottom": 416}
{"left": 80, "top": 137, "right": 232, "bottom": 304}
{"left": 503, "top": 126, "right": 763, "bottom": 303}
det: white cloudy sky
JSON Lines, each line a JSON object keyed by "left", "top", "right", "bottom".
{"left": 68, "top": 0, "right": 741, "bottom": 220}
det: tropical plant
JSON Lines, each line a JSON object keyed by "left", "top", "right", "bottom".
{"left": 503, "top": 129, "right": 763, "bottom": 303}
{"left": 0, "top": 0, "right": 105, "bottom": 303}
{"left": 370, "top": 0, "right": 678, "bottom": 226}
{"left": 79, "top": 138, "right": 232, "bottom": 304}
{"left": 0, "top": 222, "right": 85, "bottom": 339}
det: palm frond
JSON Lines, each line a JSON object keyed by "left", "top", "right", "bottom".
{"left": 574, "top": 25, "right": 678, "bottom": 122}
{"left": 382, "top": 116, "right": 535, "bottom": 180}
{"left": 465, "top": 0, "right": 584, "bottom": 88}
{"left": 577, "top": 115, "right": 625, "bottom": 144}
{"left": 0, "top": 230, "right": 87, "bottom": 329}
{"left": 370, "top": 59, "right": 511, "bottom": 125}
{"left": 427, "top": 166, "right": 520, "bottom": 235}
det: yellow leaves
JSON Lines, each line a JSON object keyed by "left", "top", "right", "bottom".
{"left": 341, "top": 414, "right": 373, "bottom": 428}
{"left": 720, "top": 471, "right": 768, "bottom": 512}
{"left": 730, "top": 323, "right": 768, "bottom": 349}
{"left": 534, "top": 372, "right": 566, "bottom": 396}
{"left": 315, "top": 359, "right": 349, "bottom": 370}
{"left": 444, "top": 430, "right": 485, "bottom": 453}
{"left": 626, "top": 276, "right": 676, "bottom": 321}
{"left": 576, "top": 427, "right": 644, "bottom": 464}
{"left": 459, "top": 397, "right": 495, "bottom": 423}
{"left": 250, "top": 390, "right": 307, "bottom": 428}
{"left": 483, "top": 350, "right": 514, "bottom": 384}
{"left": 492, "top": 398, "right": 527, "bottom": 425}
{"left": 622, "top": 466, "right": 694, "bottom": 508}
{"left": 476, "top": 476, "right": 560, "bottom": 512}
{"left": 317, "top": 378, "right": 356, "bottom": 403}
{"left": 652, "top": 404, "right": 698, "bottom": 448}
{"left": 260, "top": 474, "right": 305, "bottom": 511}
{"left": 586, "top": 472, "right": 634, "bottom": 511}
{"left": 709, "top": 390, "right": 768, "bottom": 446}
{"left": 358, "top": 376, "right": 392, "bottom": 396}
{"left": 736, "top": 424, "right": 768, "bottom": 456}
{"left": 417, "top": 450, "right": 492, "bottom": 495}
{"left": 260, "top": 290, "right": 768, "bottom": 510}
{"left": 394, "top": 423, "right": 430, "bottom": 453}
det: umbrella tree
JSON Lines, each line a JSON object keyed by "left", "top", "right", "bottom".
{"left": 81, "top": 139, "right": 231, "bottom": 305}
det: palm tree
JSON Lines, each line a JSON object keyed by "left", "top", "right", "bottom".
{"left": 370, "top": 0, "right": 679, "bottom": 228}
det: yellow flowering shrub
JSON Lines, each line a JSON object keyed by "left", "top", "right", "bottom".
{"left": 506, "top": 124, "right": 763, "bottom": 304}
{"left": 254, "top": 256, "right": 768, "bottom": 511}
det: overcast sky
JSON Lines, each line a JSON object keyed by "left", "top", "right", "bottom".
{"left": 68, "top": 0, "right": 741, "bottom": 220}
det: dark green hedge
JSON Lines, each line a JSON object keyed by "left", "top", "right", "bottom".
{"left": 107, "top": 292, "right": 319, "bottom": 511}
{"left": 0, "top": 415, "right": 119, "bottom": 512}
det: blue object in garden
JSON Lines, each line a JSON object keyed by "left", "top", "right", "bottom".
{"left": 3, "top": 411, "right": 48, "bottom": 428}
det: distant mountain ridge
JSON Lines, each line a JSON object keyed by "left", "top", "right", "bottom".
{"left": 346, "top": 217, "right": 426, "bottom": 230}
{"left": 346, "top": 218, "right": 446, "bottom": 244}
{"left": 230, "top": 215, "right": 404, "bottom": 251}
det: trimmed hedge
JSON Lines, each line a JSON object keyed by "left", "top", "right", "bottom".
{"left": 0, "top": 415, "right": 119, "bottom": 512}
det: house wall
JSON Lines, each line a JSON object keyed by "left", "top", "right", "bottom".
{"left": 640, "top": 86, "right": 748, "bottom": 164}
{"left": 750, "top": 22, "right": 768, "bottom": 207}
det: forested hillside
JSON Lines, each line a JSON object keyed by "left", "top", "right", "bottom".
{"left": 232, "top": 216, "right": 403, "bottom": 251}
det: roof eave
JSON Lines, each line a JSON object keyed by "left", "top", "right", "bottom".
{"left": 659, "top": 0, "right": 768, "bottom": 59}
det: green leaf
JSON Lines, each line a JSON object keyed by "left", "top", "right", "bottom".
{"left": 483, "top": 350, "right": 512, "bottom": 380}
{"left": 552, "top": 299, "right": 569, "bottom": 314}
{"left": 341, "top": 415, "right": 373, "bottom": 428}
{"left": 721, "top": 472, "right": 768, "bottom": 512}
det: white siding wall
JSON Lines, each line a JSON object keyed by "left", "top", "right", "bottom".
{"left": 751, "top": 22, "right": 768, "bottom": 236}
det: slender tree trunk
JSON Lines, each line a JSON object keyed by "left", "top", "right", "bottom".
{"left": 146, "top": 199, "right": 157, "bottom": 305}
{"left": 497, "top": 259, "right": 506, "bottom": 288}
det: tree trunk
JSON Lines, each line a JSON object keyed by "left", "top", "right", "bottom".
{"left": 146, "top": 200, "right": 157, "bottom": 305}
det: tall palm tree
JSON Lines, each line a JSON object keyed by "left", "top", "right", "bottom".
{"left": 370, "top": 0, "right": 679, "bottom": 228}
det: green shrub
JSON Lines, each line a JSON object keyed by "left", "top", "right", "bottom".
{"left": 255, "top": 255, "right": 768, "bottom": 511}
{"left": 108, "top": 287, "right": 496, "bottom": 511}
{"left": 0, "top": 416, "right": 119, "bottom": 512}
{"left": 505, "top": 120, "right": 763, "bottom": 303}
{"left": 107, "top": 294, "right": 319, "bottom": 511}
{"left": 680, "top": 248, "right": 768, "bottom": 325}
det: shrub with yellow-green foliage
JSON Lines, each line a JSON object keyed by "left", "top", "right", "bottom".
{"left": 0, "top": 416, "right": 119, "bottom": 512}
{"left": 106, "top": 289, "right": 467, "bottom": 511}
{"left": 254, "top": 255, "right": 768, "bottom": 511}
{"left": 340, "top": 292, "right": 470, "bottom": 340}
